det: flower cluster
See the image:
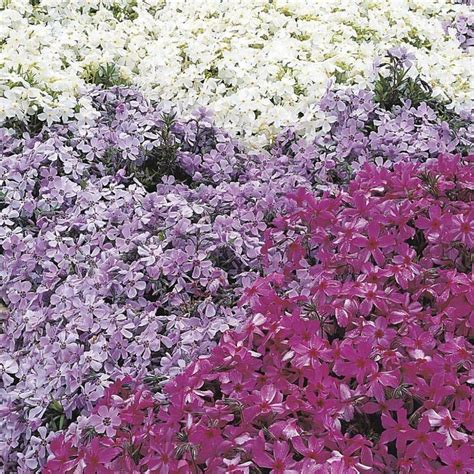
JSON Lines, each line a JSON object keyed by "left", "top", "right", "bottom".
{"left": 449, "top": 12, "right": 474, "bottom": 51}
{"left": 44, "top": 153, "right": 473, "bottom": 473}
{"left": 1, "top": 0, "right": 472, "bottom": 146}
{"left": 0, "top": 86, "right": 289, "bottom": 471}
{"left": 274, "top": 91, "right": 472, "bottom": 190}
{"left": 267, "top": 48, "right": 473, "bottom": 190}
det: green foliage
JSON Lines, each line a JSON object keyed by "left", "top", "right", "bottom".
{"left": 290, "top": 33, "right": 311, "bottom": 41}
{"left": 403, "top": 28, "right": 431, "bottom": 49}
{"left": 372, "top": 50, "right": 471, "bottom": 138}
{"left": 204, "top": 66, "right": 219, "bottom": 79}
{"left": 7, "top": 65, "right": 39, "bottom": 88}
{"left": 43, "top": 400, "right": 71, "bottom": 431}
{"left": 83, "top": 63, "right": 130, "bottom": 88}
{"left": 0, "top": 189, "right": 6, "bottom": 212}
{"left": 334, "top": 70, "right": 349, "bottom": 85}
{"left": 374, "top": 51, "right": 448, "bottom": 114}
{"left": 2, "top": 109, "right": 45, "bottom": 136}
{"left": 132, "top": 112, "right": 191, "bottom": 191}
{"left": 110, "top": 1, "right": 138, "bottom": 21}
{"left": 143, "top": 374, "right": 167, "bottom": 393}
{"left": 293, "top": 83, "right": 306, "bottom": 96}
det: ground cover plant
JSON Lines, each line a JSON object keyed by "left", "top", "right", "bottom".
{"left": 44, "top": 152, "right": 474, "bottom": 473}
{"left": 0, "top": 38, "right": 472, "bottom": 474}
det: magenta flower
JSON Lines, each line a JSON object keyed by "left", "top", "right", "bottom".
{"left": 243, "top": 385, "right": 284, "bottom": 421}
{"left": 293, "top": 436, "right": 328, "bottom": 467}
{"left": 452, "top": 399, "right": 474, "bottom": 432}
{"left": 353, "top": 222, "right": 395, "bottom": 265}
{"left": 415, "top": 373, "right": 454, "bottom": 409}
{"left": 361, "top": 316, "right": 396, "bottom": 348}
{"left": 292, "top": 335, "right": 330, "bottom": 369}
{"left": 405, "top": 417, "right": 444, "bottom": 459}
{"left": 252, "top": 440, "right": 299, "bottom": 474}
{"left": 221, "top": 456, "right": 252, "bottom": 473}
{"left": 416, "top": 205, "right": 449, "bottom": 242}
{"left": 439, "top": 445, "right": 474, "bottom": 474}
{"left": 83, "top": 438, "right": 120, "bottom": 474}
{"left": 439, "top": 335, "right": 472, "bottom": 366}
{"left": 380, "top": 409, "right": 412, "bottom": 453}
{"left": 449, "top": 211, "right": 474, "bottom": 246}
{"left": 327, "top": 437, "right": 373, "bottom": 474}
{"left": 364, "top": 369, "right": 400, "bottom": 402}
{"left": 43, "top": 434, "right": 79, "bottom": 473}
{"left": 333, "top": 341, "right": 378, "bottom": 384}
{"left": 358, "top": 283, "right": 389, "bottom": 315}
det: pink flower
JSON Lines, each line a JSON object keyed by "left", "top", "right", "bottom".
{"left": 43, "top": 434, "right": 79, "bottom": 473}
{"left": 189, "top": 423, "right": 227, "bottom": 463}
{"left": 416, "top": 205, "right": 448, "bottom": 242}
{"left": 333, "top": 341, "right": 378, "bottom": 384}
{"left": 292, "top": 335, "right": 330, "bottom": 369}
{"left": 380, "top": 409, "right": 411, "bottom": 453}
{"left": 243, "top": 384, "right": 284, "bottom": 421}
{"left": 405, "top": 417, "right": 444, "bottom": 459}
{"left": 353, "top": 222, "right": 395, "bottom": 266}
{"left": 449, "top": 211, "right": 474, "bottom": 246}
{"left": 220, "top": 369, "right": 256, "bottom": 397}
{"left": 439, "top": 445, "right": 474, "bottom": 474}
{"left": 220, "top": 456, "right": 252, "bottom": 473}
{"left": 415, "top": 373, "right": 454, "bottom": 409}
{"left": 438, "top": 335, "right": 472, "bottom": 365}
{"left": 310, "top": 272, "right": 341, "bottom": 304}
{"left": 452, "top": 399, "right": 474, "bottom": 432}
{"left": 252, "top": 440, "right": 299, "bottom": 474}
{"left": 361, "top": 317, "right": 396, "bottom": 348}
{"left": 363, "top": 398, "right": 403, "bottom": 415}
{"left": 364, "top": 370, "right": 400, "bottom": 402}
{"left": 425, "top": 408, "right": 468, "bottom": 446}
{"left": 88, "top": 406, "right": 121, "bottom": 437}
{"left": 327, "top": 437, "right": 373, "bottom": 474}
{"left": 83, "top": 438, "right": 120, "bottom": 474}
{"left": 358, "top": 283, "right": 389, "bottom": 315}
{"left": 293, "top": 436, "right": 329, "bottom": 467}
{"left": 388, "top": 243, "right": 420, "bottom": 288}
{"left": 434, "top": 269, "right": 470, "bottom": 304}
{"left": 141, "top": 440, "right": 177, "bottom": 474}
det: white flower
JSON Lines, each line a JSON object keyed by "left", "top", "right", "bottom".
{"left": 38, "top": 106, "right": 61, "bottom": 126}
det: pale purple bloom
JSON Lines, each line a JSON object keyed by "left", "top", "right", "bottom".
{"left": 88, "top": 405, "right": 121, "bottom": 437}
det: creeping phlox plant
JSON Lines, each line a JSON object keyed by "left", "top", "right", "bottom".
{"left": 0, "top": 0, "right": 472, "bottom": 146}
{"left": 44, "top": 154, "right": 473, "bottom": 473}
{"left": 274, "top": 48, "right": 473, "bottom": 190}
{"left": 0, "top": 53, "right": 472, "bottom": 471}
{"left": 0, "top": 87, "right": 293, "bottom": 471}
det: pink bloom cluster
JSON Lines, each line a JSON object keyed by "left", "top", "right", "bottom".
{"left": 45, "top": 153, "right": 473, "bottom": 473}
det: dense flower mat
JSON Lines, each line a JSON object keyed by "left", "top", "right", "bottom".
{"left": 44, "top": 154, "right": 474, "bottom": 473}
{"left": 0, "top": 40, "right": 473, "bottom": 474}
{"left": 0, "top": 0, "right": 473, "bottom": 147}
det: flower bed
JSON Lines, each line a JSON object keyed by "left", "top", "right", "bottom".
{"left": 0, "top": 51, "right": 472, "bottom": 471}
{"left": 44, "top": 153, "right": 474, "bottom": 473}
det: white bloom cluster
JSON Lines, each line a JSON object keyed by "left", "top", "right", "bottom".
{"left": 0, "top": 0, "right": 472, "bottom": 146}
